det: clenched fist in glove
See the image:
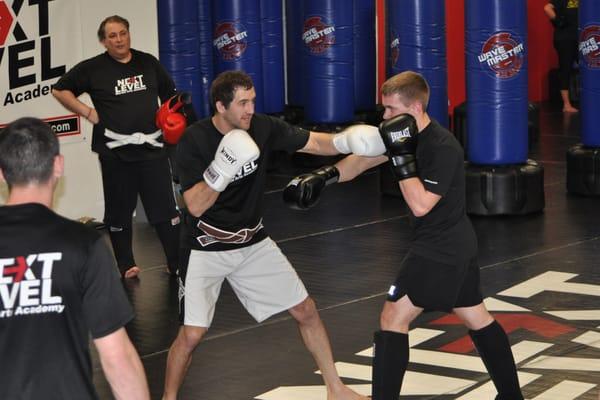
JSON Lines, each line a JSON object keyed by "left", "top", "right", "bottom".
{"left": 203, "top": 129, "right": 260, "bottom": 192}
{"left": 283, "top": 165, "right": 340, "bottom": 210}
{"left": 379, "top": 114, "right": 419, "bottom": 180}
{"left": 333, "top": 124, "right": 386, "bottom": 157}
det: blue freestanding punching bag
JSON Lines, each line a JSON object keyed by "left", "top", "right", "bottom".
{"left": 158, "top": 0, "right": 203, "bottom": 114}
{"left": 387, "top": 0, "right": 448, "bottom": 127}
{"left": 464, "top": 0, "right": 544, "bottom": 215}
{"left": 197, "top": 0, "right": 214, "bottom": 118}
{"left": 353, "top": 0, "right": 376, "bottom": 111}
{"left": 303, "top": 0, "right": 354, "bottom": 124}
{"left": 285, "top": 0, "right": 304, "bottom": 108}
{"left": 260, "top": 0, "right": 285, "bottom": 114}
{"left": 567, "top": 0, "right": 600, "bottom": 195}
{"left": 466, "top": 0, "right": 527, "bottom": 164}
{"left": 579, "top": 2, "right": 600, "bottom": 147}
{"left": 212, "top": 0, "right": 264, "bottom": 113}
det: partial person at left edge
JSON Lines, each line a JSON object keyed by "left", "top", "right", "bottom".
{"left": 0, "top": 117, "right": 149, "bottom": 399}
{"left": 52, "top": 15, "right": 194, "bottom": 279}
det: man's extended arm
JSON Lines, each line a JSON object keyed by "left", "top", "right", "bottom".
{"left": 335, "top": 154, "right": 388, "bottom": 182}
{"left": 297, "top": 131, "right": 340, "bottom": 155}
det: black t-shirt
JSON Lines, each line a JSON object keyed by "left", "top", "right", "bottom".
{"left": 410, "top": 120, "right": 477, "bottom": 264}
{"left": 177, "top": 114, "right": 310, "bottom": 251}
{"left": 54, "top": 49, "right": 176, "bottom": 162}
{"left": 0, "top": 203, "right": 134, "bottom": 400}
{"left": 551, "top": 0, "right": 578, "bottom": 41}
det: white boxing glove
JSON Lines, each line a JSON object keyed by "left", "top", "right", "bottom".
{"left": 203, "top": 129, "right": 260, "bottom": 192}
{"left": 332, "top": 124, "right": 386, "bottom": 157}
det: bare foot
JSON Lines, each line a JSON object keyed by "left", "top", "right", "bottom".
{"left": 328, "top": 385, "right": 369, "bottom": 400}
{"left": 123, "top": 266, "right": 141, "bottom": 279}
{"left": 563, "top": 105, "right": 579, "bottom": 113}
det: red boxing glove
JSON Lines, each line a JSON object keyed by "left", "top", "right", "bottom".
{"left": 156, "top": 93, "right": 191, "bottom": 144}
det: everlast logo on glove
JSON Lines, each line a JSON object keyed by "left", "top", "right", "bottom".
{"left": 379, "top": 114, "right": 418, "bottom": 181}
{"left": 390, "top": 127, "right": 412, "bottom": 143}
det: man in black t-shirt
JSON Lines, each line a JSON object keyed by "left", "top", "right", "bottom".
{"left": 285, "top": 71, "right": 524, "bottom": 400}
{"left": 52, "top": 15, "right": 181, "bottom": 278}
{"left": 0, "top": 117, "right": 149, "bottom": 400}
{"left": 163, "top": 71, "right": 375, "bottom": 400}
{"left": 544, "top": 0, "right": 579, "bottom": 112}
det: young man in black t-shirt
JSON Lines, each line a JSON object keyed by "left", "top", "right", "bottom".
{"left": 0, "top": 117, "right": 149, "bottom": 400}
{"left": 52, "top": 15, "right": 181, "bottom": 278}
{"left": 544, "top": 0, "right": 579, "bottom": 112}
{"left": 285, "top": 71, "right": 524, "bottom": 400}
{"left": 163, "top": 71, "right": 376, "bottom": 400}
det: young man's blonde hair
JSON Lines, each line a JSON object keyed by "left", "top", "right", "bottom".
{"left": 381, "top": 71, "right": 430, "bottom": 110}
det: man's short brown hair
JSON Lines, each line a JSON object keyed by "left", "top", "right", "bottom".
{"left": 97, "top": 15, "right": 130, "bottom": 41}
{"left": 0, "top": 118, "right": 59, "bottom": 189}
{"left": 381, "top": 71, "right": 430, "bottom": 110}
{"left": 210, "top": 70, "right": 254, "bottom": 111}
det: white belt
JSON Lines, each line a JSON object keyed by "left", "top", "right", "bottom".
{"left": 104, "top": 129, "right": 163, "bottom": 149}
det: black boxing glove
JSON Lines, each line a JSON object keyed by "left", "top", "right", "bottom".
{"left": 379, "top": 114, "right": 419, "bottom": 180}
{"left": 283, "top": 165, "right": 340, "bottom": 210}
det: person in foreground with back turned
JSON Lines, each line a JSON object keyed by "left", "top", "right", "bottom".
{"left": 0, "top": 117, "right": 149, "bottom": 400}
{"left": 284, "top": 71, "right": 524, "bottom": 400}
{"left": 162, "top": 70, "right": 385, "bottom": 400}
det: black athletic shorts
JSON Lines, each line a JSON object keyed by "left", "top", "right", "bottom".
{"left": 387, "top": 252, "right": 483, "bottom": 312}
{"left": 99, "top": 155, "right": 179, "bottom": 227}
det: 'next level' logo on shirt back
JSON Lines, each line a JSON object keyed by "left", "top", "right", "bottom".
{"left": 0, "top": 252, "right": 65, "bottom": 318}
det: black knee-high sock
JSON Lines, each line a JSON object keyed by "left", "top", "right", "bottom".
{"left": 153, "top": 219, "right": 180, "bottom": 274}
{"left": 469, "top": 320, "right": 524, "bottom": 400}
{"left": 108, "top": 226, "right": 135, "bottom": 275}
{"left": 372, "top": 330, "right": 409, "bottom": 400}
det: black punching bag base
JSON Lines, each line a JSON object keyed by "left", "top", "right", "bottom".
{"left": 567, "top": 144, "right": 600, "bottom": 196}
{"left": 466, "top": 159, "right": 545, "bottom": 216}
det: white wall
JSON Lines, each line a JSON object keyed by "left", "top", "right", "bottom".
{"left": 1, "top": 0, "right": 159, "bottom": 221}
